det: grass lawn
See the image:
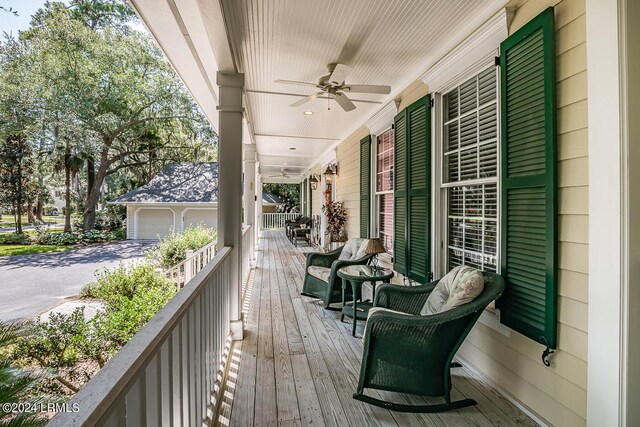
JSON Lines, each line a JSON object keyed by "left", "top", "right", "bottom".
{"left": 0, "top": 244, "right": 71, "bottom": 257}
{"left": 0, "top": 215, "right": 66, "bottom": 228}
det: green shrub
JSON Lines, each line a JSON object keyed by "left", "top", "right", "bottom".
{"left": 0, "top": 323, "right": 50, "bottom": 427}
{"left": 0, "top": 232, "right": 31, "bottom": 245}
{"left": 14, "top": 309, "right": 89, "bottom": 394}
{"left": 33, "top": 232, "right": 79, "bottom": 246}
{"left": 150, "top": 225, "right": 216, "bottom": 269}
{"left": 94, "top": 207, "right": 125, "bottom": 231}
{"left": 32, "top": 229, "right": 125, "bottom": 246}
{"left": 18, "top": 264, "right": 176, "bottom": 396}
{"left": 92, "top": 284, "right": 175, "bottom": 346}
{"left": 79, "top": 229, "right": 122, "bottom": 243}
{"left": 85, "top": 262, "right": 173, "bottom": 303}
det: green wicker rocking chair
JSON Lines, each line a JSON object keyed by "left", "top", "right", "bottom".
{"left": 354, "top": 271, "right": 505, "bottom": 413}
{"left": 301, "top": 238, "right": 375, "bottom": 309}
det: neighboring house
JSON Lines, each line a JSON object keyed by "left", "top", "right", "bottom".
{"left": 51, "top": 187, "right": 65, "bottom": 215}
{"left": 112, "top": 162, "right": 283, "bottom": 239}
{"left": 261, "top": 190, "right": 283, "bottom": 213}
{"left": 111, "top": 162, "right": 219, "bottom": 240}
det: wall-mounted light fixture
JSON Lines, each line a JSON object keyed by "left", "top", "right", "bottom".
{"left": 309, "top": 174, "right": 319, "bottom": 190}
{"left": 323, "top": 163, "right": 337, "bottom": 185}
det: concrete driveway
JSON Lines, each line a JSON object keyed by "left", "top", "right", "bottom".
{"left": 0, "top": 240, "right": 155, "bottom": 322}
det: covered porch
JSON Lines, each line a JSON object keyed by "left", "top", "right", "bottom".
{"left": 44, "top": 0, "right": 640, "bottom": 426}
{"left": 220, "top": 229, "right": 537, "bottom": 426}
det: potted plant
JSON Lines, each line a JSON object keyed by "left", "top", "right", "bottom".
{"left": 322, "top": 201, "right": 347, "bottom": 243}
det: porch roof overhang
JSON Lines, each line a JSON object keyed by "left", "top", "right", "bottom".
{"left": 129, "top": 0, "right": 512, "bottom": 182}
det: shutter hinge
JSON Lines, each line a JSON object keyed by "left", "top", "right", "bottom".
{"left": 429, "top": 98, "right": 434, "bottom": 108}
{"left": 494, "top": 56, "right": 501, "bottom": 66}
{"left": 391, "top": 123, "right": 395, "bottom": 130}
{"left": 428, "top": 272, "right": 434, "bottom": 282}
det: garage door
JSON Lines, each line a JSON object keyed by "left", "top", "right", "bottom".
{"left": 137, "top": 209, "right": 174, "bottom": 240}
{"left": 183, "top": 209, "right": 217, "bottom": 231}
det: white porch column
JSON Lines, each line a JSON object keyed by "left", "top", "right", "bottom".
{"left": 255, "top": 171, "right": 263, "bottom": 248}
{"left": 586, "top": 0, "right": 640, "bottom": 425}
{"left": 243, "top": 146, "right": 257, "bottom": 263}
{"left": 217, "top": 71, "right": 244, "bottom": 340}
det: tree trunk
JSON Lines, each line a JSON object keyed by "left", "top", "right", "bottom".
{"left": 27, "top": 202, "right": 35, "bottom": 224}
{"left": 15, "top": 155, "right": 23, "bottom": 234}
{"left": 64, "top": 151, "right": 72, "bottom": 233}
{"left": 36, "top": 198, "right": 44, "bottom": 221}
{"left": 87, "top": 157, "right": 95, "bottom": 202}
{"left": 83, "top": 147, "right": 110, "bottom": 230}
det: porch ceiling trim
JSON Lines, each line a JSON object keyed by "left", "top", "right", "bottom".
{"left": 419, "top": 7, "right": 513, "bottom": 93}
{"left": 365, "top": 101, "right": 398, "bottom": 136}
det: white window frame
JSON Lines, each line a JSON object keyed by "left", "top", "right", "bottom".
{"left": 433, "top": 63, "right": 509, "bottom": 336}
{"left": 440, "top": 65, "right": 500, "bottom": 273}
{"left": 372, "top": 127, "right": 395, "bottom": 261}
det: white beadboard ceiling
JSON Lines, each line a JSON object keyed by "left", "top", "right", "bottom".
{"left": 221, "top": 0, "right": 508, "bottom": 180}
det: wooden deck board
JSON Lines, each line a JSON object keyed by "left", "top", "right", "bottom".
{"left": 269, "top": 236, "right": 302, "bottom": 423}
{"left": 225, "top": 230, "right": 540, "bottom": 427}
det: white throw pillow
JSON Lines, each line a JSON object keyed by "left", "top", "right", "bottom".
{"left": 421, "top": 266, "right": 484, "bottom": 315}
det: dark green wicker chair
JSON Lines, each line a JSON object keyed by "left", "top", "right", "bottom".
{"left": 354, "top": 271, "right": 505, "bottom": 413}
{"left": 301, "top": 239, "right": 375, "bottom": 309}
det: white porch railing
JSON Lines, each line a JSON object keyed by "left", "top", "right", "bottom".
{"left": 262, "top": 212, "right": 299, "bottom": 229}
{"left": 48, "top": 246, "right": 233, "bottom": 427}
{"left": 165, "top": 240, "right": 218, "bottom": 290}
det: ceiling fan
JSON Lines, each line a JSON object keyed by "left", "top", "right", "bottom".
{"left": 268, "top": 168, "right": 292, "bottom": 179}
{"left": 275, "top": 63, "right": 391, "bottom": 112}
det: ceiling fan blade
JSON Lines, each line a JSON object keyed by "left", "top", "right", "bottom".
{"left": 290, "top": 91, "right": 324, "bottom": 107}
{"left": 342, "top": 84, "right": 391, "bottom": 94}
{"left": 334, "top": 92, "right": 356, "bottom": 112}
{"left": 275, "top": 79, "right": 319, "bottom": 88}
{"left": 328, "top": 63, "right": 353, "bottom": 85}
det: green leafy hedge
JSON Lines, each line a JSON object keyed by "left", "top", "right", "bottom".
{"left": 32, "top": 229, "right": 125, "bottom": 246}
{"left": 0, "top": 232, "right": 32, "bottom": 245}
{"left": 149, "top": 224, "right": 216, "bottom": 269}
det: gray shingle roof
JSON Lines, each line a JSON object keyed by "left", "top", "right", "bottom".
{"left": 110, "top": 163, "right": 219, "bottom": 204}
{"left": 262, "top": 190, "right": 283, "bottom": 204}
{"left": 111, "top": 162, "right": 286, "bottom": 206}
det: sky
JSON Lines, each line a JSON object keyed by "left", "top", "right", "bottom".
{"left": 0, "top": 0, "right": 48, "bottom": 36}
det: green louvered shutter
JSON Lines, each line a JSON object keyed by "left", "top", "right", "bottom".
{"left": 393, "top": 110, "right": 407, "bottom": 275}
{"left": 406, "top": 95, "right": 431, "bottom": 283}
{"left": 498, "top": 7, "right": 558, "bottom": 350}
{"left": 360, "top": 135, "right": 371, "bottom": 237}
{"left": 308, "top": 179, "right": 312, "bottom": 215}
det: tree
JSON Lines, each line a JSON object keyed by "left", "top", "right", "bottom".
{"left": 0, "top": 0, "right": 18, "bottom": 16}
{"left": 0, "top": 1, "right": 218, "bottom": 231}
{"left": 0, "top": 135, "right": 37, "bottom": 233}
{"left": 0, "top": 36, "right": 39, "bottom": 232}
{"left": 24, "top": 7, "right": 213, "bottom": 230}
{"left": 263, "top": 183, "right": 300, "bottom": 212}
{"left": 53, "top": 145, "right": 84, "bottom": 232}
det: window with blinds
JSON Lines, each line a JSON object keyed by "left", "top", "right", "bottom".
{"left": 376, "top": 128, "right": 394, "bottom": 254}
{"left": 442, "top": 67, "right": 498, "bottom": 272}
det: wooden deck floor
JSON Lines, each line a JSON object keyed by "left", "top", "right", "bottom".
{"left": 220, "top": 230, "right": 539, "bottom": 427}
